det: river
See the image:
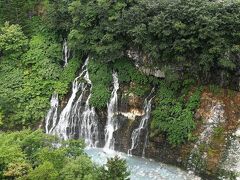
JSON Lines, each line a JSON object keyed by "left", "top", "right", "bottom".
{"left": 85, "top": 148, "right": 200, "bottom": 180}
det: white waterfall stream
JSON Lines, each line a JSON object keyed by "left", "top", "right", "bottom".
{"left": 67, "top": 69, "right": 99, "bottom": 147}
{"left": 79, "top": 94, "right": 98, "bottom": 147}
{"left": 63, "top": 39, "right": 70, "bottom": 66}
{"left": 77, "top": 70, "right": 98, "bottom": 147}
{"left": 48, "top": 57, "right": 99, "bottom": 146}
{"left": 52, "top": 73, "right": 82, "bottom": 140}
{"left": 104, "top": 72, "right": 119, "bottom": 151}
{"left": 220, "top": 127, "right": 240, "bottom": 179}
{"left": 45, "top": 93, "right": 59, "bottom": 134}
{"left": 187, "top": 102, "right": 225, "bottom": 172}
{"left": 128, "top": 90, "right": 154, "bottom": 156}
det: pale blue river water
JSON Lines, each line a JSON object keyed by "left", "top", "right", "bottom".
{"left": 85, "top": 148, "right": 200, "bottom": 180}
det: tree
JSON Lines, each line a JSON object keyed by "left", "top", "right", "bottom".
{"left": 45, "top": 0, "right": 73, "bottom": 38}
{"left": 60, "top": 155, "right": 97, "bottom": 180}
{"left": 0, "top": 130, "right": 131, "bottom": 180}
{"left": 27, "top": 161, "right": 59, "bottom": 180}
{"left": 0, "top": 22, "right": 28, "bottom": 59}
{"left": 0, "top": 0, "right": 39, "bottom": 32}
{"left": 3, "top": 162, "right": 32, "bottom": 179}
{"left": 100, "top": 156, "right": 130, "bottom": 180}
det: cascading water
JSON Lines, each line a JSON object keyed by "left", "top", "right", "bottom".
{"left": 47, "top": 57, "right": 99, "bottom": 147}
{"left": 52, "top": 73, "right": 82, "bottom": 140}
{"left": 187, "top": 102, "right": 225, "bottom": 172}
{"left": 104, "top": 72, "right": 119, "bottom": 151}
{"left": 79, "top": 94, "right": 99, "bottom": 147}
{"left": 76, "top": 70, "right": 98, "bottom": 147}
{"left": 63, "top": 39, "right": 70, "bottom": 66}
{"left": 45, "top": 40, "right": 69, "bottom": 133}
{"left": 45, "top": 93, "right": 59, "bottom": 134}
{"left": 44, "top": 63, "right": 201, "bottom": 179}
{"left": 220, "top": 127, "right": 240, "bottom": 179}
{"left": 128, "top": 90, "right": 154, "bottom": 156}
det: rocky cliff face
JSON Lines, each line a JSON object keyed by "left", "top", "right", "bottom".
{"left": 127, "top": 49, "right": 165, "bottom": 78}
{"left": 45, "top": 51, "right": 240, "bottom": 179}
{"left": 127, "top": 49, "right": 240, "bottom": 91}
{"left": 94, "top": 84, "right": 240, "bottom": 179}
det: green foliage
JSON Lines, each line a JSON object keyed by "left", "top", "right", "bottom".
{"left": 213, "top": 127, "right": 224, "bottom": 139}
{"left": 0, "top": 130, "right": 54, "bottom": 179}
{"left": 113, "top": 58, "right": 156, "bottom": 96}
{"left": 60, "top": 155, "right": 97, "bottom": 180}
{"left": 88, "top": 58, "right": 112, "bottom": 108}
{"left": 99, "top": 156, "right": 130, "bottom": 180}
{"left": 27, "top": 161, "right": 59, "bottom": 180}
{"left": 209, "top": 84, "right": 221, "bottom": 95}
{"left": 62, "top": 139, "right": 85, "bottom": 158}
{"left": 3, "top": 162, "right": 32, "bottom": 179}
{"left": 68, "top": 0, "right": 131, "bottom": 61}
{"left": 45, "top": 0, "right": 73, "bottom": 37}
{"left": 68, "top": 0, "right": 240, "bottom": 81}
{"left": 0, "top": 0, "right": 40, "bottom": 33}
{"left": 0, "top": 22, "right": 28, "bottom": 59}
{"left": 54, "top": 58, "right": 81, "bottom": 97}
{"left": 0, "top": 130, "right": 130, "bottom": 180}
{"left": 0, "top": 32, "right": 62, "bottom": 128}
{"left": 0, "top": 21, "right": 80, "bottom": 129}
{"left": 151, "top": 81, "right": 202, "bottom": 146}
{"left": 113, "top": 58, "right": 148, "bottom": 84}
{"left": 218, "top": 169, "right": 239, "bottom": 180}
{"left": 36, "top": 147, "right": 67, "bottom": 171}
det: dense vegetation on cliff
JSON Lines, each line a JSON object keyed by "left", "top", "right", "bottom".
{"left": 68, "top": 0, "right": 240, "bottom": 78}
{"left": 0, "top": 0, "right": 240, "bottom": 178}
{"left": 0, "top": 0, "right": 239, "bottom": 139}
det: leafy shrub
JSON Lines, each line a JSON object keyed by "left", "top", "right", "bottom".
{"left": 99, "top": 156, "right": 130, "bottom": 180}
{"left": 88, "top": 58, "right": 112, "bottom": 109}
{"left": 113, "top": 58, "right": 148, "bottom": 84}
{"left": 0, "top": 22, "right": 28, "bottom": 59}
{"left": 151, "top": 81, "right": 202, "bottom": 146}
{"left": 113, "top": 58, "right": 156, "bottom": 96}
{"left": 54, "top": 58, "right": 81, "bottom": 97}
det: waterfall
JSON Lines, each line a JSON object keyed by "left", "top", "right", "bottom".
{"left": 47, "top": 57, "right": 99, "bottom": 147}
{"left": 45, "top": 93, "right": 58, "bottom": 134}
{"left": 63, "top": 39, "right": 70, "bottom": 66}
{"left": 220, "top": 127, "right": 240, "bottom": 179}
{"left": 76, "top": 70, "right": 99, "bottom": 147}
{"left": 142, "top": 131, "right": 149, "bottom": 157}
{"left": 79, "top": 95, "right": 99, "bottom": 147}
{"left": 187, "top": 103, "right": 225, "bottom": 172}
{"left": 128, "top": 89, "right": 154, "bottom": 156}
{"left": 52, "top": 73, "right": 82, "bottom": 140}
{"left": 104, "top": 72, "right": 119, "bottom": 151}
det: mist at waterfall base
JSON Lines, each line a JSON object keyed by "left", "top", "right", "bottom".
{"left": 45, "top": 56, "right": 200, "bottom": 179}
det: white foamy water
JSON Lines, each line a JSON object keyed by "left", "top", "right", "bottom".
{"left": 45, "top": 93, "right": 59, "bottom": 134}
{"left": 85, "top": 148, "right": 200, "bottom": 180}
{"left": 128, "top": 89, "right": 154, "bottom": 156}
{"left": 104, "top": 72, "right": 119, "bottom": 151}
{"left": 188, "top": 103, "right": 225, "bottom": 171}
{"left": 48, "top": 58, "right": 99, "bottom": 146}
{"left": 63, "top": 39, "right": 70, "bottom": 66}
{"left": 221, "top": 126, "right": 240, "bottom": 179}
